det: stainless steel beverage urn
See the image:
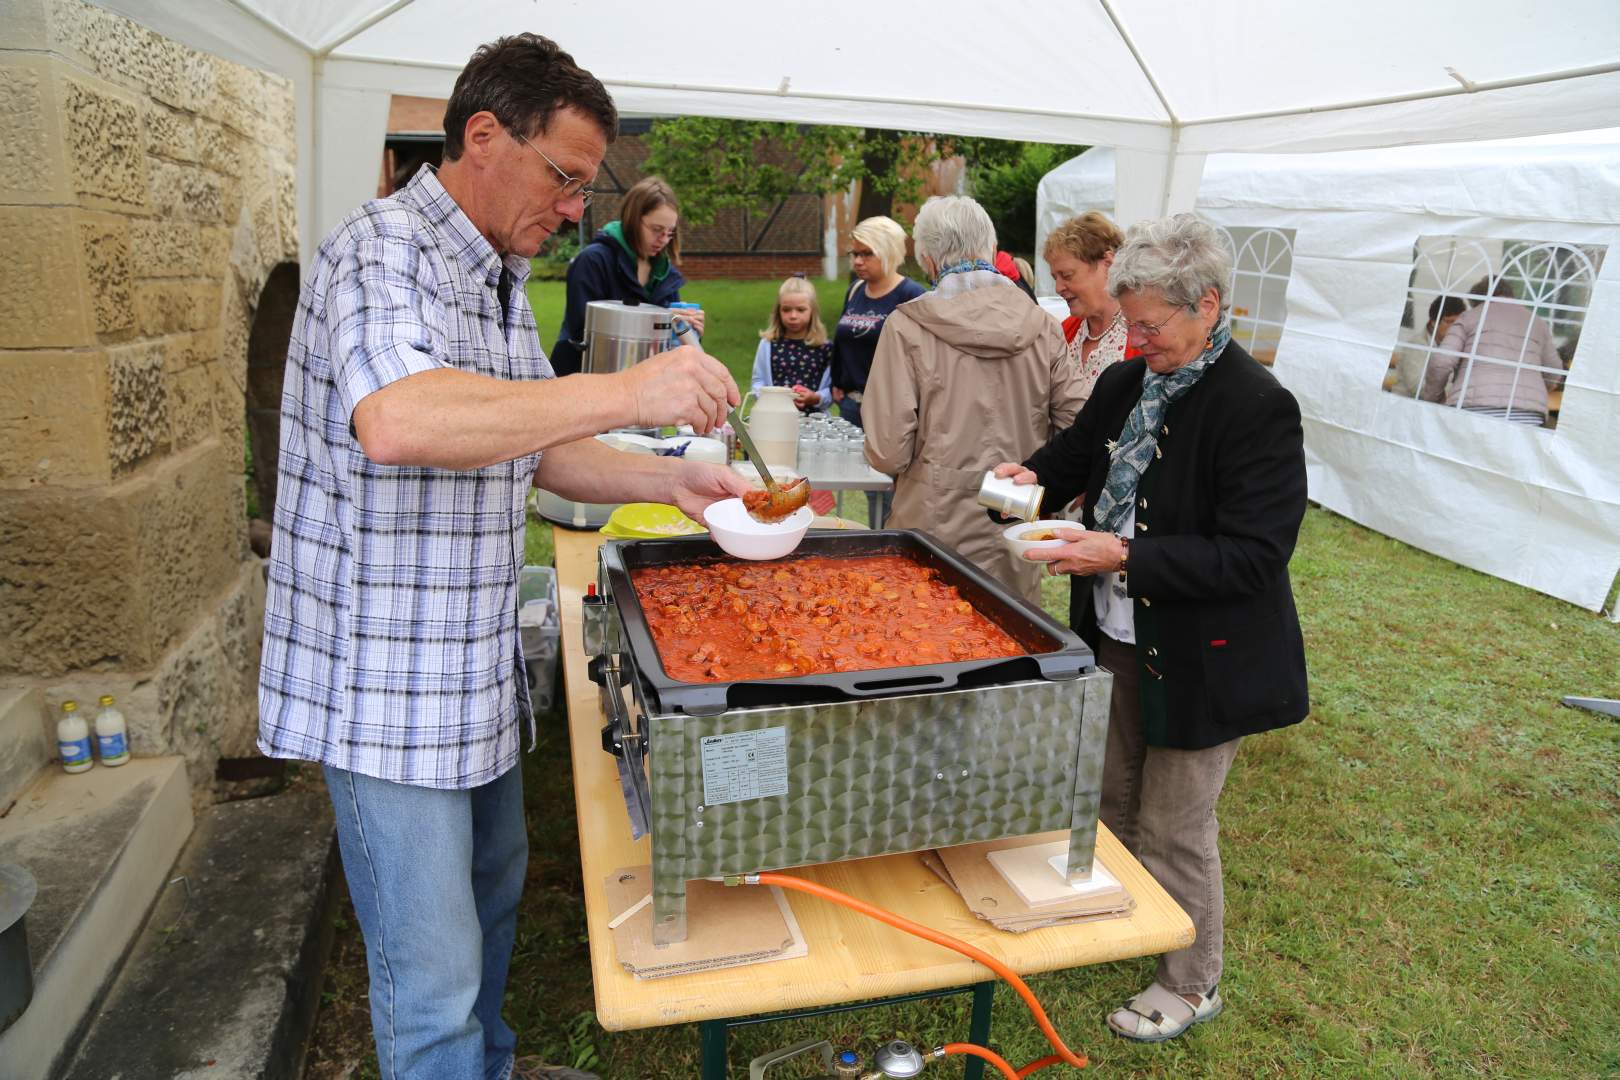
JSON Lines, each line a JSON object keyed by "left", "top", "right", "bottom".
{"left": 582, "top": 300, "right": 672, "bottom": 375}
{"left": 534, "top": 301, "right": 676, "bottom": 529}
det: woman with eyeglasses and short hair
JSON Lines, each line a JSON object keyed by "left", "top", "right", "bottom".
{"left": 990, "top": 212, "right": 1310, "bottom": 1045}
{"left": 550, "top": 175, "right": 703, "bottom": 376}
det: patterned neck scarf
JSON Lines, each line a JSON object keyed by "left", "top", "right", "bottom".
{"left": 1092, "top": 315, "right": 1231, "bottom": 533}
{"left": 933, "top": 258, "right": 997, "bottom": 282}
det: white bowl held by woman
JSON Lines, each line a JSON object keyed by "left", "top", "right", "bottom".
{"left": 1003, "top": 519, "right": 1085, "bottom": 560}
{"left": 702, "top": 499, "right": 813, "bottom": 561}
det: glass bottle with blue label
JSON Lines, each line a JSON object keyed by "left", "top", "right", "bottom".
{"left": 95, "top": 694, "right": 129, "bottom": 767}
{"left": 57, "top": 700, "right": 92, "bottom": 774}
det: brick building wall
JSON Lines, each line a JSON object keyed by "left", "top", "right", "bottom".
{"left": 678, "top": 254, "right": 824, "bottom": 279}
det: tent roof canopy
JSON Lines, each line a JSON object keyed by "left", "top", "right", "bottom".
{"left": 1042, "top": 127, "right": 1620, "bottom": 222}
{"left": 233, "top": 0, "right": 1620, "bottom": 153}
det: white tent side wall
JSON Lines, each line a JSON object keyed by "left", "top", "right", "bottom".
{"left": 1037, "top": 141, "right": 1620, "bottom": 616}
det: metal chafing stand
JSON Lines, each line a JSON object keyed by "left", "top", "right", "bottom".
{"left": 585, "top": 530, "right": 1113, "bottom": 946}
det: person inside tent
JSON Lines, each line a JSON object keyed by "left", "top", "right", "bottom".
{"left": 1422, "top": 277, "right": 1566, "bottom": 425}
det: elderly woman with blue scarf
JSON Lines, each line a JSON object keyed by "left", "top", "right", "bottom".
{"left": 993, "top": 213, "right": 1309, "bottom": 1043}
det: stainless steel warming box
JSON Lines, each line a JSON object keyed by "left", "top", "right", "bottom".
{"left": 585, "top": 529, "right": 1112, "bottom": 945}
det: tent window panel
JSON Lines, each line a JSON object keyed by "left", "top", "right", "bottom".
{"left": 1384, "top": 236, "right": 1606, "bottom": 432}
{"left": 1217, "top": 226, "right": 1296, "bottom": 366}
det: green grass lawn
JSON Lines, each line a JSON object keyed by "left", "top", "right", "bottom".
{"left": 308, "top": 280, "right": 1620, "bottom": 1080}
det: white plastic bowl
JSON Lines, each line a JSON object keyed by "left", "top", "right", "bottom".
{"left": 702, "top": 498, "right": 813, "bottom": 560}
{"left": 1003, "top": 519, "right": 1086, "bottom": 560}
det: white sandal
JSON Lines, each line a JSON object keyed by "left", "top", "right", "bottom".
{"left": 1107, "top": 982, "right": 1223, "bottom": 1043}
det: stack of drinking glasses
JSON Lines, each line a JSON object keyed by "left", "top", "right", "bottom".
{"left": 795, "top": 413, "right": 869, "bottom": 477}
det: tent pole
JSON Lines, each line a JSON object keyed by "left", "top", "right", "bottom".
{"left": 315, "top": 0, "right": 423, "bottom": 58}
{"left": 1097, "top": 0, "right": 1178, "bottom": 127}
{"left": 1184, "top": 60, "right": 1620, "bottom": 128}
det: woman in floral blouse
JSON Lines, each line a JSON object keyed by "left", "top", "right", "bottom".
{"left": 1044, "top": 211, "right": 1138, "bottom": 402}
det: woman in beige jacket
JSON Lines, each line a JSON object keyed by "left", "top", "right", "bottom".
{"left": 862, "top": 195, "right": 1084, "bottom": 603}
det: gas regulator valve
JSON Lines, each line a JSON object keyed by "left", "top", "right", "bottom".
{"left": 750, "top": 1037, "right": 950, "bottom": 1079}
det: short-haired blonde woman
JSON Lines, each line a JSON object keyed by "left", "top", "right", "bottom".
{"left": 830, "top": 215, "right": 926, "bottom": 429}
{"left": 1044, "top": 210, "right": 1137, "bottom": 402}
{"left": 862, "top": 195, "right": 1082, "bottom": 600}
{"left": 551, "top": 175, "right": 703, "bottom": 376}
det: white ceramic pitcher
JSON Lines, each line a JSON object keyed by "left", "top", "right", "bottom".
{"left": 739, "top": 386, "right": 800, "bottom": 470}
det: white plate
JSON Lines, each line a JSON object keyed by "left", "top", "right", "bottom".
{"left": 702, "top": 499, "right": 813, "bottom": 560}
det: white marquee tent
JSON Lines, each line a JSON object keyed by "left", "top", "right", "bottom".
{"left": 1037, "top": 133, "right": 1620, "bottom": 615}
{"left": 92, "top": 0, "right": 1620, "bottom": 612}
{"left": 104, "top": 0, "right": 1620, "bottom": 262}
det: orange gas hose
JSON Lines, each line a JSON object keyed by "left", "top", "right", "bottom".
{"left": 751, "top": 872, "right": 1087, "bottom": 1073}
{"left": 941, "top": 1042, "right": 1020, "bottom": 1079}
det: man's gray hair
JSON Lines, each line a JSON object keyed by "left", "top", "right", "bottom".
{"left": 912, "top": 195, "right": 997, "bottom": 272}
{"left": 1107, "top": 212, "right": 1232, "bottom": 315}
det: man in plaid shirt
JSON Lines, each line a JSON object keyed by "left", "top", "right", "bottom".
{"left": 258, "top": 34, "right": 746, "bottom": 1080}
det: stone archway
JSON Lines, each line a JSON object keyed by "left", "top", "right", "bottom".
{"left": 245, "top": 262, "right": 298, "bottom": 529}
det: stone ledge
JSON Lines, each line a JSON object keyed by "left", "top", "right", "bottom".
{"left": 61, "top": 785, "right": 338, "bottom": 1080}
{"left": 0, "top": 755, "right": 193, "bottom": 1080}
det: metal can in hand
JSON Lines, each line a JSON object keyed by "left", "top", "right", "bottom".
{"left": 978, "top": 470, "right": 1044, "bottom": 521}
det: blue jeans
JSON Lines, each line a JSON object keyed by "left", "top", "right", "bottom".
{"left": 836, "top": 392, "right": 863, "bottom": 429}
{"left": 325, "top": 764, "right": 528, "bottom": 1080}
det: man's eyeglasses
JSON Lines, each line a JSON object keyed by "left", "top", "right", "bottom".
{"left": 1126, "top": 306, "right": 1193, "bottom": 339}
{"left": 512, "top": 130, "right": 595, "bottom": 207}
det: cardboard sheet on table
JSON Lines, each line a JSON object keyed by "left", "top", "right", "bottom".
{"left": 933, "top": 832, "right": 1133, "bottom": 931}
{"left": 605, "top": 867, "right": 806, "bottom": 979}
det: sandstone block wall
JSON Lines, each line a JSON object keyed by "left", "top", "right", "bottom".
{"left": 0, "top": 0, "right": 298, "bottom": 802}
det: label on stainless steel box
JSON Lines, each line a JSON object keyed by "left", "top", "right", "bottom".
{"left": 700, "top": 727, "right": 789, "bottom": 806}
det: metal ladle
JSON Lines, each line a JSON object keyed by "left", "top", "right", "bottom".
{"left": 671, "top": 317, "right": 810, "bottom": 523}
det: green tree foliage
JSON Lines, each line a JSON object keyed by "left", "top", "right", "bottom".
{"left": 642, "top": 118, "right": 1085, "bottom": 258}
{"left": 967, "top": 142, "right": 1088, "bottom": 258}
{"left": 641, "top": 118, "right": 1025, "bottom": 226}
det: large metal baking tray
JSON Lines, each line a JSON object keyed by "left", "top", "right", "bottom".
{"left": 599, "top": 529, "right": 1094, "bottom": 715}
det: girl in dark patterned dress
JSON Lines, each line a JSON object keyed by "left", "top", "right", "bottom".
{"left": 750, "top": 275, "right": 833, "bottom": 413}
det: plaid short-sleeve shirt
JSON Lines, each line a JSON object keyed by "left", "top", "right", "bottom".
{"left": 258, "top": 167, "right": 550, "bottom": 789}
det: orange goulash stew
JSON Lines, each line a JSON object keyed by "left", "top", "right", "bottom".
{"left": 631, "top": 555, "right": 1024, "bottom": 683}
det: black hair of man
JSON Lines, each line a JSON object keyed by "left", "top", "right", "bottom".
{"left": 442, "top": 33, "right": 618, "bottom": 161}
